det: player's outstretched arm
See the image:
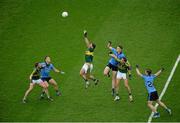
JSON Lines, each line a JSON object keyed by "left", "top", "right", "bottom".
{"left": 53, "top": 67, "right": 65, "bottom": 74}
{"left": 107, "top": 41, "right": 113, "bottom": 50}
{"left": 136, "top": 65, "right": 143, "bottom": 77}
{"left": 154, "top": 68, "right": 164, "bottom": 77}
{"left": 84, "top": 30, "right": 91, "bottom": 48}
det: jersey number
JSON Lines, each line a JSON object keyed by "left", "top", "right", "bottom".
{"left": 147, "top": 81, "right": 153, "bottom": 87}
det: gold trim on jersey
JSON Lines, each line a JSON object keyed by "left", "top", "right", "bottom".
{"left": 85, "top": 51, "right": 94, "bottom": 56}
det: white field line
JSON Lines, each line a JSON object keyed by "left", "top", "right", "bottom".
{"left": 147, "top": 54, "right": 180, "bottom": 123}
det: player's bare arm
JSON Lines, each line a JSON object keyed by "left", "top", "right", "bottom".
{"left": 53, "top": 67, "right": 65, "bottom": 74}
{"left": 154, "top": 68, "right": 164, "bottom": 77}
{"left": 29, "top": 69, "right": 36, "bottom": 80}
{"left": 136, "top": 65, "right": 143, "bottom": 77}
{"left": 84, "top": 30, "right": 91, "bottom": 48}
{"left": 107, "top": 41, "right": 113, "bottom": 50}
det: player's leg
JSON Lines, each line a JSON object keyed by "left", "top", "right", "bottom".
{"left": 156, "top": 99, "right": 171, "bottom": 115}
{"left": 124, "top": 78, "right": 133, "bottom": 102}
{"left": 89, "top": 64, "right": 99, "bottom": 85}
{"left": 147, "top": 92, "right": 160, "bottom": 118}
{"left": 111, "top": 70, "right": 117, "bottom": 96}
{"left": 49, "top": 79, "right": 61, "bottom": 96}
{"left": 22, "top": 83, "right": 35, "bottom": 103}
{"left": 114, "top": 77, "right": 120, "bottom": 101}
{"left": 80, "top": 64, "right": 90, "bottom": 88}
{"left": 39, "top": 81, "right": 53, "bottom": 101}
{"left": 103, "top": 66, "right": 110, "bottom": 77}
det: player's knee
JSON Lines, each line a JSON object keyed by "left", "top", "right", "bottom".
{"left": 103, "top": 71, "right": 108, "bottom": 76}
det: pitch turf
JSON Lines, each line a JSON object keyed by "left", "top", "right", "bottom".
{"left": 0, "top": 0, "right": 180, "bottom": 122}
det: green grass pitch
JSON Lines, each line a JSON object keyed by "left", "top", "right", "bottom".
{"left": 0, "top": 0, "right": 180, "bottom": 122}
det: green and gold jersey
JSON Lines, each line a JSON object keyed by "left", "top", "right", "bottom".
{"left": 31, "top": 68, "right": 41, "bottom": 80}
{"left": 85, "top": 47, "right": 94, "bottom": 63}
{"left": 117, "top": 61, "right": 131, "bottom": 74}
{"left": 114, "top": 57, "right": 131, "bottom": 74}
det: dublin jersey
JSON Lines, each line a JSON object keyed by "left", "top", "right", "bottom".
{"left": 108, "top": 48, "right": 126, "bottom": 66}
{"left": 142, "top": 75, "right": 157, "bottom": 93}
{"left": 85, "top": 47, "right": 94, "bottom": 63}
{"left": 40, "top": 62, "right": 54, "bottom": 78}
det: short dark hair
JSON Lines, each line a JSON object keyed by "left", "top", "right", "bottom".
{"left": 92, "top": 43, "right": 96, "bottom": 49}
{"left": 118, "top": 45, "right": 123, "bottom": 49}
{"left": 146, "top": 69, "right": 152, "bottom": 76}
{"left": 34, "top": 62, "right": 39, "bottom": 68}
{"left": 122, "top": 57, "right": 127, "bottom": 62}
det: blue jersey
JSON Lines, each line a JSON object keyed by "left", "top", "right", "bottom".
{"left": 40, "top": 62, "right": 54, "bottom": 78}
{"left": 108, "top": 48, "right": 126, "bottom": 66}
{"left": 142, "top": 75, "right": 157, "bottom": 93}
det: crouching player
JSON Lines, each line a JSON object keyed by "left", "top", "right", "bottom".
{"left": 22, "top": 63, "right": 53, "bottom": 103}
{"left": 80, "top": 30, "right": 99, "bottom": 89}
{"left": 136, "top": 65, "right": 171, "bottom": 118}
{"left": 110, "top": 54, "right": 133, "bottom": 102}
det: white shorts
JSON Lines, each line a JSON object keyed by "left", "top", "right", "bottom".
{"left": 82, "top": 63, "right": 93, "bottom": 74}
{"left": 32, "top": 79, "right": 43, "bottom": 84}
{"left": 117, "top": 71, "right": 127, "bottom": 80}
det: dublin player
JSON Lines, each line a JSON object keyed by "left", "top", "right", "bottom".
{"left": 40, "top": 56, "right": 65, "bottom": 97}
{"left": 22, "top": 63, "right": 52, "bottom": 103}
{"left": 80, "top": 30, "right": 99, "bottom": 88}
{"left": 103, "top": 41, "right": 126, "bottom": 96}
{"left": 136, "top": 65, "right": 171, "bottom": 118}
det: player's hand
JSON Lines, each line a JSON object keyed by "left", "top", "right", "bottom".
{"left": 60, "top": 71, "right": 65, "bottom": 74}
{"left": 84, "top": 30, "right": 87, "bottom": 37}
{"left": 129, "top": 74, "right": 132, "bottom": 80}
{"left": 161, "top": 68, "right": 164, "bottom": 72}
{"left": 136, "top": 65, "right": 139, "bottom": 68}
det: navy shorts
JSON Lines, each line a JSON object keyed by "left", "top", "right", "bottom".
{"left": 148, "top": 91, "right": 159, "bottom": 101}
{"left": 41, "top": 77, "right": 52, "bottom": 82}
{"left": 107, "top": 63, "right": 118, "bottom": 71}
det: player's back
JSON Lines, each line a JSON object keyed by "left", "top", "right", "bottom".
{"left": 142, "top": 75, "right": 157, "bottom": 93}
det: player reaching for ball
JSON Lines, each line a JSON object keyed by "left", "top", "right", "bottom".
{"left": 40, "top": 56, "right": 65, "bottom": 98}
{"left": 79, "top": 30, "right": 99, "bottom": 89}
{"left": 110, "top": 54, "right": 133, "bottom": 102}
{"left": 103, "top": 41, "right": 126, "bottom": 96}
{"left": 136, "top": 65, "right": 171, "bottom": 118}
{"left": 22, "top": 63, "right": 53, "bottom": 103}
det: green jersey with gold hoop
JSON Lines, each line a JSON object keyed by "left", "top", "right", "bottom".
{"left": 85, "top": 47, "right": 94, "bottom": 63}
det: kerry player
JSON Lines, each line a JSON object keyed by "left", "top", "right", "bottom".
{"left": 110, "top": 54, "right": 133, "bottom": 102}
{"left": 22, "top": 63, "right": 53, "bottom": 103}
{"left": 103, "top": 41, "right": 126, "bottom": 96}
{"left": 40, "top": 56, "right": 65, "bottom": 98}
{"left": 136, "top": 65, "right": 171, "bottom": 118}
{"left": 80, "top": 30, "right": 99, "bottom": 88}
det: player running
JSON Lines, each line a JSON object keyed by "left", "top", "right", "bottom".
{"left": 110, "top": 54, "right": 133, "bottom": 102}
{"left": 103, "top": 41, "right": 126, "bottom": 96}
{"left": 136, "top": 65, "right": 171, "bottom": 118}
{"left": 22, "top": 63, "right": 53, "bottom": 103}
{"left": 80, "top": 30, "right": 99, "bottom": 89}
{"left": 40, "top": 56, "right": 65, "bottom": 98}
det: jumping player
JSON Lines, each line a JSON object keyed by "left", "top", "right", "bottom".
{"left": 22, "top": 63, "right": 53, "bottom": 103}
{"left": 40, "top": 56, "right": 65, "bottom": 98}
{"left": 136, "top": 65, "right": 171, "bottom": 118}
{"left": 103, "top": 41, "right": 126, "bottom": 96}
{"left": 80, "top": 30, "right": 99, "bottom": 89}
{"left": 110, "top": 54, "right": 133, "bottom": 102}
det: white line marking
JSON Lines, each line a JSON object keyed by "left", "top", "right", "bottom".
{"left": 147, "top": 54, "right": 180, "bottom": 123}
